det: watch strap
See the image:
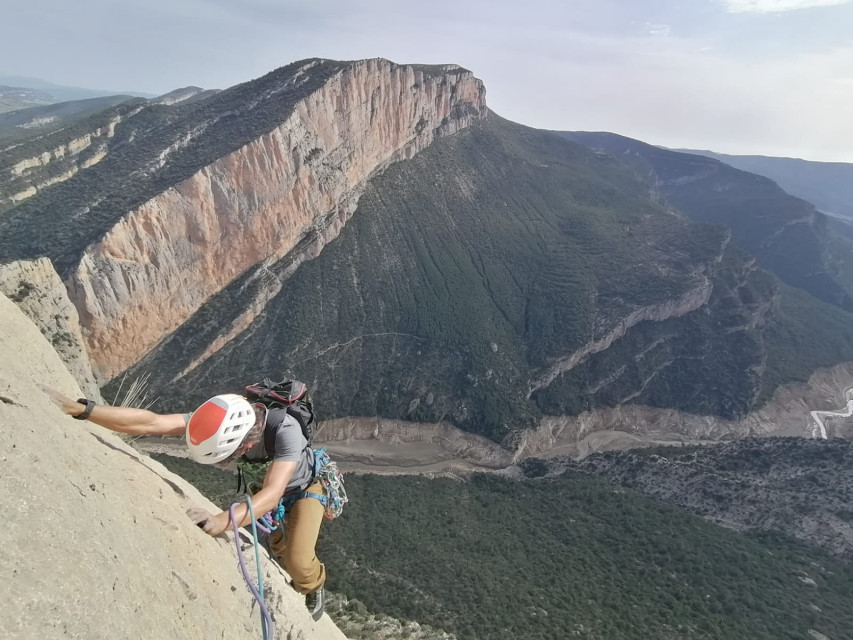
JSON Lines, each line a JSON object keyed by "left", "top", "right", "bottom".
{"left": 74, "top": 398, "right": 96, "bottom": 420}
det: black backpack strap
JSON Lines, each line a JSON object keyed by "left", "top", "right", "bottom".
{"left": 263, "top": 418, "right": 278, "bottom": 460}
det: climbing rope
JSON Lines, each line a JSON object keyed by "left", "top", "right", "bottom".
{"left": 230, "top": 497, "right": 274, "bottom": 640}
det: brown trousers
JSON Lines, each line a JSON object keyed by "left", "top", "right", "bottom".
{"left": 268, "top": 481, "right": 326, "bottom": 594}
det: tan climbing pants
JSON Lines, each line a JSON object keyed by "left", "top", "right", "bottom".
{"left": 268, "top": 481, "right": 326, "bottom": 594}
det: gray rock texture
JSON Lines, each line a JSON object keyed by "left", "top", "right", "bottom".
{"left": 0, "top": 257, "right": 101, "bottom": 400}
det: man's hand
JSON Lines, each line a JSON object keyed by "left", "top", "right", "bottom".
{"left": 40, "top": 383, "right": 187, "bottom": 436}
{"left": 187, "top": 507, "right": 230, "bottom": 537}
{"left": 40, "top": 385, "right": 85, "bottom": 417}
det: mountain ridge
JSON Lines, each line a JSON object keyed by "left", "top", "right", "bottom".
{"left": 679, "top": 149, "right": 853, "bottom": 220}
{"left": 559, "top": 131, "right": 853, "bottom": 313}
{"left": 0, "top": 58, "right": 487, "bottom": 381}
{"left": 116, "top": 114, "right": 853, "bottom": 441}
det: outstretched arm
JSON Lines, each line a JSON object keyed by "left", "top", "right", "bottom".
{"left": 41, "top": 385, "right": 187, "bottom": 436}
{"left": 189, "top": 460, "right": 297, "bottom": 536}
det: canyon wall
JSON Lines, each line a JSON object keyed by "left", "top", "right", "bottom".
{"left": 66, "top": 59, "right": 486, "bottom": 382}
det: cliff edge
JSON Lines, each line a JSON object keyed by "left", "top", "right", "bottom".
{"left": 0, "top": 291, "right": 346, "bottom": 639}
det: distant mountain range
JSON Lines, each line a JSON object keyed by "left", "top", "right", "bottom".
{"left": 0, "top": 86, "right": 215, "bottom": 141}
{"left": 561, "top": 132, "right": 853, "bottom": 312}
{"left": 0, "top": 75, "right": 153, "bottom": 112}
{"left": 0, "top": 94, "right": 141, "bottom": 140}
{"left": 679, "top": 149, "right": 853, "bottom": 221}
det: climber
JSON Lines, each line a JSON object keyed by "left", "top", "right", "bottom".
{"left": 40, "top": 386, "right": 327, "bottom": 621}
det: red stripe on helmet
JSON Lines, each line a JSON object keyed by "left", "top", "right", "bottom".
{"left": 188, "top": 400, "right": 227, "bottom": 445}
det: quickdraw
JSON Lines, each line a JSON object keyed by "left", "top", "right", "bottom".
{"left": 313, "top": 447, "right": 348, "bottom": 520}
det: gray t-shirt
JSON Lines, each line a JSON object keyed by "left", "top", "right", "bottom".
{"left": 245, "top": 406, "right": 315, "bottom": 493}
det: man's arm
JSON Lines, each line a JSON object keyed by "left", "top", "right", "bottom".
{"left": 190, "top": 460, "right": 297, "bottom": 536}
{"left": 41, "top": 385, "right": 187, "bottom": 436}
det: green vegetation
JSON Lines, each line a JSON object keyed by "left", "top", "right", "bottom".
{"left": 129, "top": 116, "right": 731, "bottom": 434}
{"left": 7, "top": 279, "right": 35, "bottom": 303}
{"left": 759, "top": 282, "right": 853, "bottom": 401}
{"left": 559, "top": 132, "right": 853, "bottom": 312}
{"left": 152, "top": 454, "right": 853, "bottom": 640}
{"left": 318, "top": 474, "right": 853, "bottom": 640}
{"left": 535, "top": 437, "right": 853, "bottom": 561}
{"left": 0, "top": 94, "right": 139, "bottom": 143}
{"left": 684, "top": 150, "right": 853, "bottom": 220}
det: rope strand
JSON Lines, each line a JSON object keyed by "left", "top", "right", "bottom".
{"left": 230, "top": 498, "right": 274, "bottom": 640}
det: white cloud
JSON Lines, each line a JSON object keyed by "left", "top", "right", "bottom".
{"left": 724, "top": 0, "right": 852, "bottom": 13}
{"left": 645, "top": 22, "right": 672, "bottom": 37}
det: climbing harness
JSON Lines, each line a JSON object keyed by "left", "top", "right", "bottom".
{"left": 230, "top": 496, "right": 274, "bottom": 640}
{"left": 253, "top": 447, "right": 349, "bottom": 534}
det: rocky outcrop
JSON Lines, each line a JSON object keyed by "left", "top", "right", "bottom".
{"left": 0, "top": 290, "right": 346, "bottom": 640}
{"left": 527, "top": 272, "right": 716, "bottom": 396}
{"left": 67, "top": 59, "right": 487, "bottom": 381}
{"left": 0, "top": 257, "right": 101, "bottom": 400}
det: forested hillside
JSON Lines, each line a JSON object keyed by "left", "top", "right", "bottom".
{"left": 4, "top": 59, "right": 853, "bottom": 444}
{"left": 522, "top": 437, "right": 853, "bottom": 559}
{"left": 560, "top": 132, "right": 853, "bottom": 312}
{"left": 0, "top": 59, "right": 347, "bottom": 268}
{"left": 125, "top": 115, "right": 853, "bottom": 441}
{"left": 152, "top": 453, "right": 853, "bottom": 640}
{"left": 0, "top": 94, "right": 136, "bottom": 141}
{"left": 682, "top": 150, "right": 853, "bottom": 220}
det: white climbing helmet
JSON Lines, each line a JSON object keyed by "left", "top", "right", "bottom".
{"left": 186, "top": 394, "right": 256, "bottom": 464}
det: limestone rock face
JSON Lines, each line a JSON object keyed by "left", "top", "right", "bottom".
{"left": 0, "top": 291, "right": 347, "bottom": 640}
{"left": 66, "top": 59, "right": 486, "bottom": 381}
{"left": 0, "top": 257, "right": 102, "bottom": 400}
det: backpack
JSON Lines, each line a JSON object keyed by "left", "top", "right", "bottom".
{"left": 244, "top": 377, "right": 316, "bottom": 445}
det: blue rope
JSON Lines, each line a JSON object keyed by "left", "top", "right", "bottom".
{"left": 229, "top": 499, "right": 274, "bottom": 640}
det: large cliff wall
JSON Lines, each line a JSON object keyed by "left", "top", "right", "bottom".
{"left": 0, "top": 291, "right": 347, "bottom": 640}
{"left": 65, "top": 58, "right": 486, "bottom": 382}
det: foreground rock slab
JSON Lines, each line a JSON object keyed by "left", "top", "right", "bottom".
{"left": 0, "top": 292, "right": 346, "bottom": 640}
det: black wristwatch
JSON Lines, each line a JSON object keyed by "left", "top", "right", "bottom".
{"left": 74, "top": 398, "right": 96, "bottom": 421}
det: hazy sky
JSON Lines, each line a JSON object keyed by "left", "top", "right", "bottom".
{"left": 3, "top": 0, "right": 852, "bottom": 161}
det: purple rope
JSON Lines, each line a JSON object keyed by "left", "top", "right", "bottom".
{"left": 254, "top": 513, "right": 274, "bottom": 535}
{"left": 229, "top": 503, "right": 274, "bottom": 640}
